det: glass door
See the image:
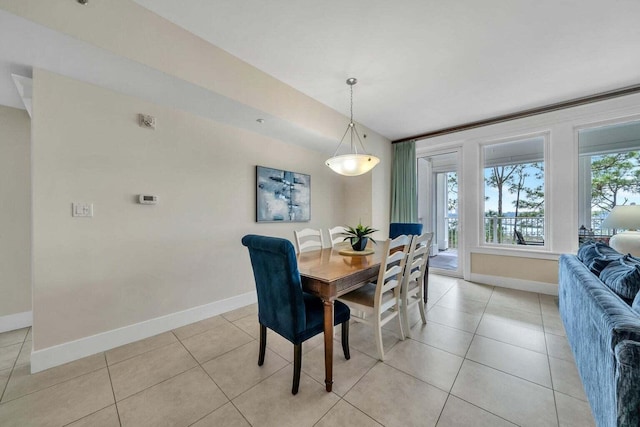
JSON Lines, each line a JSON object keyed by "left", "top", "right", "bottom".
{"left": 418, "top": 150, "right": 460, "bottom": 275}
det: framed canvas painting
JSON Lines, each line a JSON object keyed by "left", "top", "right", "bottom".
{"left": 256, "top": 166, "right": 311, "bottom": 222}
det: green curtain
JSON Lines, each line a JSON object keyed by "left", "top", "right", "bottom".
{"left": 391, "top": 140, "right": 417, "bottom": 222}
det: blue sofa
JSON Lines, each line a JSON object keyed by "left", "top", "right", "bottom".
{"left": 559, "top": 249, "right": 640, "bottom": 427}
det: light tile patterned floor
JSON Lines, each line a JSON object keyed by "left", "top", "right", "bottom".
{"left": 0, "top": 275, "right": 596, "bottom": 426}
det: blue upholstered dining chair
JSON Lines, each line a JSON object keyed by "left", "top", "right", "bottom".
{"left": 241, "top": 234, "right": 351, "bottom": 394}
{"left": 389, "top": 222, "right": 423, "bottom": 238}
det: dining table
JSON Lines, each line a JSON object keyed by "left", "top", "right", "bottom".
{"left": 297, "top": 246, "right": 384, "bottom": 392}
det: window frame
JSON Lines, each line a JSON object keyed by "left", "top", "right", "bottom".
{"left": 479, "top": 131, "right": 550, "bottom": 251}
{"left": 576, "top": 117, "right": 640, "bottom": 242}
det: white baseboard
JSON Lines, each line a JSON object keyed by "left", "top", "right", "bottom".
{"left": 31, "top": 291, "right": 257, "bottom": 374}
{"left": 469, "top": 273, "right": 558, "bottom": 296}
{"left": 0, "top": 311, "right": 32, "bottom": 333}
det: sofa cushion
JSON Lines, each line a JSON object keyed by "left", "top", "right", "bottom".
{"left": 577, "top": 240, "right": 598, "bottom": 262}
{"left": 578, "top": 241, "right": 623, "bottom": 276}
{"left": 633, "top": 291, "right": 640, "bottom": 315}
{"left": 600, "top": 255, "right": 640, "bottom": 300}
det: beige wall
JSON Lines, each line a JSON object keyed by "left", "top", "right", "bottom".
{"left": 471, "top": 254, "right": 558, "bottom": 284}
{"left": 31, "top": 70, "right": 357, "bottom": 350}
{"left": 0, "top": 105, "right": 31, "bottom": 319}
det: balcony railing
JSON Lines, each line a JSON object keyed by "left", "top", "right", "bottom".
{"left": 483, "top": 216, "right": 544, "bottom": 245}
{"left": 447, "top": 218, "right": 458, "bottom": 249}
{"left": 444, "top": 215, "right": 612, "bottom": 248}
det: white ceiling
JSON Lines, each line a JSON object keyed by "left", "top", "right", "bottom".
{"left": 132, "top": 0, "right": 640, "bottom": 141}
{"left": 2, "top": 1, "right": 640, "bottom": 145}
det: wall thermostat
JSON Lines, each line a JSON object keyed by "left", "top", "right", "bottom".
{"left": 138, "top": 195, "right": 158, "bottom": 204}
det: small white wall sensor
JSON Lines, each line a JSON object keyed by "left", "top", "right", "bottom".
{"left": 138, "top": 195, "right": 158, "bottom": 204}
{"left": 138, "top": 114, "right": 156, "bottom": 129}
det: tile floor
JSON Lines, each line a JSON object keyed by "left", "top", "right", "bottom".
{"left": 0, "top": 275, "right": 596, "bottom": 426}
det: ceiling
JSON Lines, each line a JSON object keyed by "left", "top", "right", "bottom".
{"left": 2, "top": 1, "right": 640, "bottom": 145}
{"left": 132, "top": 0, "right": 640, "bottom": 141}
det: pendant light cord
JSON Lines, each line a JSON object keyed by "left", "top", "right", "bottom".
{"left": 350, "top": 83, "right": 354, "bottom": 123}
{"left": 330, "top": 78, "right": 369, "bottom": 157}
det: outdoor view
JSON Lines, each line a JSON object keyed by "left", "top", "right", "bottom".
{"left": 484, "top": 162, "right": 545, "bottom": 245}
{"left": 582, "top": 151, "right": 640, "bottom": 239}
{"left": 445, "top": 161, "right": 547, "bottom": 248}
{"left": 579, "top": 121, "right": 640, "bottom": 242}
{"left": 483, "top": 137, "right": 545, "bottom": 246}
{"left": 435, "top": 123, "right": 640, "bottom": 257}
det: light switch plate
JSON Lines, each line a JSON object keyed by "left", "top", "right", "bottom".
{"left": 72, "top": 202, "right": 93, "bottom": 217}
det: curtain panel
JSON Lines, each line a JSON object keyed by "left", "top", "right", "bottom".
{"left": 390, "top": 140, "right": 417, "bottom": 222}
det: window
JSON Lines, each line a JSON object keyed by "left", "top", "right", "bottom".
{"left": 483, "top": 136, "right": 545, "bottom": 246}
{"left": 578, "top": 121, "right": 640, "bottom": 243}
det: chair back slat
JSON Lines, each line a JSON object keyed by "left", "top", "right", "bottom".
{"left": 395, "top": 231, "right": 434, "bottom": 338}
{"left": 375, "top": 235, "right": 411, "bottom": 305}
{"left": 294, "top": 228, "right": 324, "bottom": 253}
{"left": 403, "top": 232, "right": 434, "bottom": 297}
{"left": 328, "top": 226, "right": 347, "bottom": 248}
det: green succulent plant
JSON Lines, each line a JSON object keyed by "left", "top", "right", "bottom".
{"left": 342, "top": 222, "right": 378, "bottom": 244}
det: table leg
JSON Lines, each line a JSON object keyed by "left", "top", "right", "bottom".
{"left": 322, "top": 299, "right": 334, "bottom": 392}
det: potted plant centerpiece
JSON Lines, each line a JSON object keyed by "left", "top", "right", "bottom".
{"left": 343, "top": 222, "right": 378, "bottom": 251}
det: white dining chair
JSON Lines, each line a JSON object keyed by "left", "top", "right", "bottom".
{"left": 400, "top": 232, "right": 433, "bottom": 337}
{"left": 328, "top": 226, "right": 347, "bottom": 248}
{"left": 337, "top": 234, "right": 411, "bottom": 360}
{"left": 293, "top": 228, "right": 325, "bottom": 253}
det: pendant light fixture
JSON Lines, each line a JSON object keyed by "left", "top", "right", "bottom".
{"left": 326, "top": 78, "right": 380, "bottom": 176}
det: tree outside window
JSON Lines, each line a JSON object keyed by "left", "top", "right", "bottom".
{"left": 578, "top": 120, "right": 640, "bottom": 242}
{"left": 483, "top": 137, "right": 545, "bottom": 245}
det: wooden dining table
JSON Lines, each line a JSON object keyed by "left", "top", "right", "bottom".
{"left": 297, "top": 246, "right": 384, "bottom": 392}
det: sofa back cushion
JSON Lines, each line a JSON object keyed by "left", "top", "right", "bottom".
{"left": 577, "top": 241, "right": 597, "bottom": 262}
{"left": 577, "top": 241, "right": 622, "bottom": 276}
{"left": 600, "top": 255, "right": 640, "bottom": 300}
{"left": 633, "top": 291, "right": 640, "bottom": 315}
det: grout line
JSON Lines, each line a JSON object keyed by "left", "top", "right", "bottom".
{"left": 443, "top": 286, "right": 553, "bottom": 426}
{"left": 0, "top": 364, "right": 107, "bottom": 404}
{"left": 0, "top": 341, "right": 109, "bottom": 405}
{"left": 473, "top": 330, "right": 546, "bottom": 354}
{"left": 103, "top": 352, "right": 122, "bottom": 426}
{"left": 106, "top": 334, "right": 179, "bottom": 367}
{"left": 433, "top": 393, "right": 452, "bottom": 426}
{"left": 313, "top": 396, "right": 342, "bottom": 426}
{"left": 540, "top": 296, "right": 563, "bottom": 427}
{"left": 0, "top": 328, "right": 30, "bottom": 403}
{"left": 60, "top": 404, "right": 118, "bottom": 427}
{"left": 448, "top": 394, "right": 522, "bottom": 426}
{"left": 112, "top": 365, "right": 202, "bottom": 404}
{"left": 175, "top": 325, "right": 286, "bottom": 426}
{"left": 434, "top": 285, "right": 495, "bottom": 419}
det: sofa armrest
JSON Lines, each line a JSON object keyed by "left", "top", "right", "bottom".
{"left": 560, "top": 255, "right": 640, "bottom": 349}
{"left": 591, "top": 287, "right": 640, "bottom": 349}
{"left": 615, "top": 340, "right": 640, "bottom": 427}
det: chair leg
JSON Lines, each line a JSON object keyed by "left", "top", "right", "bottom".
{"left": 374, "top": 316, "right": 385, "bottom": 361}
{"left": 292, "top": 343, "right": 302, "bottom": 395}
{"left": 402, "top": 301, "right": 411, "bottom": 339}
{"left": 341, "top": 321, "right": 350, "bottom": 360}
{"left": 258, "top": 324, "right": 267, "bottom": 366}
{"left": 418, "top": 298, "right": 427, "bottom": 325}
{"left": 396, "top": 302, "right": 405, "bottom": 341}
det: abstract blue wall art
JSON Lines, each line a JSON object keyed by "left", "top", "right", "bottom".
{"left": 256, "top": 166, "right": 311, "bottom": 222}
